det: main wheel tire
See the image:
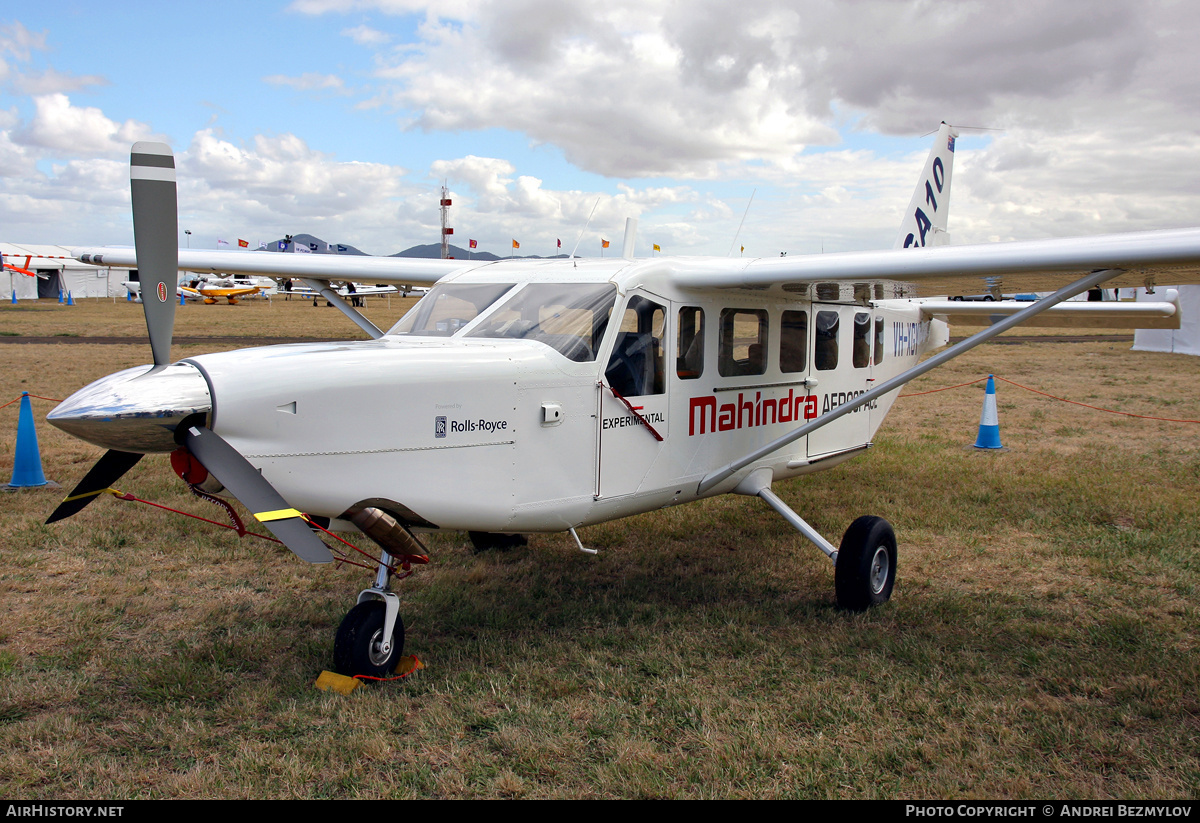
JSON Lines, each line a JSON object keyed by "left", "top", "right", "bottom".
{"left": 468, "top": 531, "right": 528, "bottom": 553}
{"left": 333, "top": 601, "right": 404, "bottom": 678}
{"left": 835, "top": 515, "right": 897, "bottom": 612}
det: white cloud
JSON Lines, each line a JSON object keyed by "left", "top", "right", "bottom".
{"left": 0, "top": 21, "right": 46, "bottom": 63}
{"left": 341, "top": 24, "right": 391, "bottom": 45}
{"left": 263, "top": 72, "right": 348, "bottom": 94}
{"left": 12, "top": 94, "right": 155, "bottom": 157}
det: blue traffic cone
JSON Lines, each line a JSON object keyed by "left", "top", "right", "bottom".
{"left": 180, "top": 291, "right": 185, "bottom": 306}
{"left": 57, "top": 289, "right": 63, "bottom": 304}
{"left": 4, "top": 393, "right": 53, "bottom": 489}
{"left": 66, "top": 291, "right": 74, "bottom": 306}
{"left": 10, "top": 291, "right": 16, "bottom": 305}
{"left": 126, "top": 290, "right": 132, "bottom": 302}
{"left": 974, "top": 375, "right": 1003, "bottom": 449}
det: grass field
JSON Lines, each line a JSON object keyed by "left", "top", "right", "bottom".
{"left": 1, "top": 297, "right": 1198, "bottom": 799}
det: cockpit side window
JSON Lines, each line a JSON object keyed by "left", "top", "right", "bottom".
{"left": 605, "top": 295, "right": 666, "bottom": 396}
{"left": 389, "top": 283, "right": 514, "bottom": 336}
{"left": 467, "top": 283, "right": 617, "bottom": 362}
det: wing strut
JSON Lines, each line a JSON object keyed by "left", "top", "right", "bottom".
{"left": 697, "top": 268, "right": 1124, "bottom": 494}
{"left": 299, "top": 278, "right": 384, "bottom": 339}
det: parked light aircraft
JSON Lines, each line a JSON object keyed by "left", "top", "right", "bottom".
{"left": 180, "top": 275, "right": 264, "bottom": 304}
{"left": 45, "top": 125, "right": 1200, "bottom": 678}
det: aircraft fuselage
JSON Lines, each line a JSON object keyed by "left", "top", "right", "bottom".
{"left": 155, "top": 261, "right": 948, "bottom": 535}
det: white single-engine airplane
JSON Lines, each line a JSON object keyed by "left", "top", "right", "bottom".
{"left": 46, "top": 125, "right": 1200, "bottom": 678}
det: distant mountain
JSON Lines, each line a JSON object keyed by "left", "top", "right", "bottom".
{"left": 258, "top": 235, "right": 573, "bottom": 260}
{"left": 392, "top": 243, "right": 582, "bottom": 261}
{"left": 392, "top": 243, "right": 503, "bottom": 261}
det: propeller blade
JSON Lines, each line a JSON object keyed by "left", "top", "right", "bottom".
{"left": 46, "top": 450, "right": 143, "bottom": 524}
{"left": 130, "top": 142, "right": 178, "bottom": 368}
{"left": 182, "top": 425, "right": 334, "bottom": 564}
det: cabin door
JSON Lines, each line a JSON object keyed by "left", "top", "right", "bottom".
{"left": 596, "top": 293, "right": 670, "bottom": 499}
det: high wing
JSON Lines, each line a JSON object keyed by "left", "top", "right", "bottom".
{"left": 72, "top": 246, "right": 475, "bottom": 287}
{"left": 668, "top": 227, "right": 1200, "bottom": 297}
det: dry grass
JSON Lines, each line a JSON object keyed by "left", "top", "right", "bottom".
{"left": 0, "top": 293, "right": 420, "bottom": 339}
{"left": 1, "top": 299, "right": 1198, "bottom": 799}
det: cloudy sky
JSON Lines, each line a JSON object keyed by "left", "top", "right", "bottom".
{"left": 3, "top": 0, "right": 1200, "bottom": 258}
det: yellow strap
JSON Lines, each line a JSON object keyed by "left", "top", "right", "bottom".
{"left": 61, "top": 487, "right": 117, "bottom": 503}
{"left": 255, "top": 508, "right": 303, "bottom": 522}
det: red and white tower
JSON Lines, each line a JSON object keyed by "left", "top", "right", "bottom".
{"left": 439, "top": 184, "right": 453, "bottom": 259}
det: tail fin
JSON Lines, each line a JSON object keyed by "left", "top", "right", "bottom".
{"left": 894, "top": 122, "right": 958, "bottom": 249}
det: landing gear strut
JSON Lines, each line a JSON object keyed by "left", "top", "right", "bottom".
{"left": 748, "top": 475, "right": 896, "bottom": 611}
{"left": 333, "top": 540, "right": 407, "bottom": 678}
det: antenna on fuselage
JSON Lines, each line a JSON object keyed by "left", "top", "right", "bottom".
{"left": 569, "top": 197, "right": 601, "bottom": 263}
{"left": 728, "top": 188, "right": 756, "bottom": 257}
{"left": 621, "top": 218, "right": 637, "bottom": 261}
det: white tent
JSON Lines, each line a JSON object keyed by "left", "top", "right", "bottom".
{"left": 1, "top": 243, "right": 126, "bottom": 300}
{"left": 1133, "top": 286, "right": 1200, "bottom": 356}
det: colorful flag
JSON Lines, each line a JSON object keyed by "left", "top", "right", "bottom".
{"left": 740, "top": 245, "right": 745, "bottom": 253}
{"left": 512, "top": 239, "right": 520, "bottom": 249}
{"left": 217, "top": 239, "right": 229, "bottom": 248}
{"left": 259, "top": 241, "right": 267, "bottom": 250}
{"left": 337, "top": 244, "right": 347, "bottom": 252}
{"left": 277, "top": 241, "right": 286, "bottom": 251}
{"left": 601, "top": 239, "right": 610, "bottom": 249}
{"left": 557, "top": 238, "right": 561, "bottom": 248}
{"left": 294, "top": 243, "right": 312, "bottom": 254}
{"left": 469, "top": 239, "right": 478, "bottom": 249}
{"left": 653, "top": 243, "right": 661, "bottom": 252}
{"left": 238, "top": 239, "right": 249, "bottom": 248}
{"left": 309, "top": 243, "right": 318, "bottom": 251}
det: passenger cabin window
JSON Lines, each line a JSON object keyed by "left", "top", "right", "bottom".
{"left": 815, "top": 310, "right": 839, "bottom": 371}
{"left": 719, "top": 309, "right": 768, "bottom": 377}
{"left": 853, "top": 312, "right": 871, "bottom": 368}
{"left": 874, "top": 316, "right": 885, "bottom": 365}
{"left": 676, "top": 306, "right": 704, "bottom": 379}
{"left": 606, "top": 295, "right": 666, "bottom": 396}
{"left": 780, "top": 310, "right": 807, "bottom": 373}
{"left": 390, "top": 283, "right": 514, "bottom": 336}
{"left": 467, "top": 283, "right": 617, "bottom": 362}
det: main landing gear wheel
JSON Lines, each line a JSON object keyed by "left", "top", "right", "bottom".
{"left": 835, "top": 515, "right": 897, "bottom": 612}
{"left": 333, "top": 601, "right": 405, "bottom": 678}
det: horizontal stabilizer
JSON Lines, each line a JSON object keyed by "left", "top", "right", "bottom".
{"left": 907, "top": 291, "right": 1181, "bottom": 329}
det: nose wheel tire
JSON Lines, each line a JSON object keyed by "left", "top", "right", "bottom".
{"left": 835, "top": 515, "right": 897, "bottom": 612}
{"left": 333, "top": 601, "right": 404, "bottom": 678}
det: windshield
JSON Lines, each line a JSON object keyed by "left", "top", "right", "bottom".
{"left": 467, "top": 283, "right": 618, "bottom": 362}
{"left": 388, "top": 283, "right": 514, "bottom": 336}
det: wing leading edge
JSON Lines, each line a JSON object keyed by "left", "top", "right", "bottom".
{"left": 73, "top": 247, "right": 478, "bottom": 287}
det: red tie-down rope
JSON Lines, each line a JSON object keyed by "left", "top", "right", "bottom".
{"left": 900, "top": 375, "right": 1200, "bottom": 424}
{"left": 0, "top": 393, "right": 64, "bottom": 410}
{"left": 100, "top": 486, "right": 427, "bottom": 577}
